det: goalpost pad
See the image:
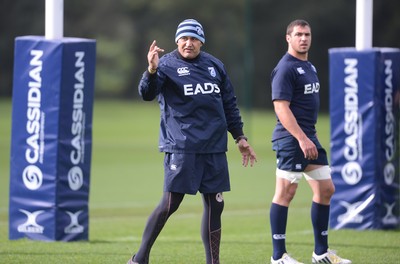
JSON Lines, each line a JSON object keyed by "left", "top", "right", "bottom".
{"left": 9, "top": 36, "right": 96, "bottom": 241}
{"left": 329, "top": 47, "right": 400, "bottom": 230}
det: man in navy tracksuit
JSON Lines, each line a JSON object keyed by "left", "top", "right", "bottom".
{"left": 128, "top": 19, "right": 257, "bottom": 264}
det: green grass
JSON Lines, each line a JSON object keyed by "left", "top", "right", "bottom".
{"left": 0, "top": 99, "right": 399, "bottom": 263}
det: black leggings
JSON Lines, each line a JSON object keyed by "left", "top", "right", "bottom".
{"left": 201, "top": 192, "right": 225, "bottom": 264}
{"left": 134, "top": 192, "right": 224, "bottom": 264}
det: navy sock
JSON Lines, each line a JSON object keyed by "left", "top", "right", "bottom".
{"left": 270, "top": 203, "right": 288, "bottom": 260}
{"left": 311, "top": 201, "right": 330, "bottom": 255}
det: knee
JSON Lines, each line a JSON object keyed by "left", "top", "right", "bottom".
{"left": 204, "top": 193, "right": 224, "bottom": 215}
{"left": 167, "top": 201, "right": 180, "bottom": 215}
{"left": 157, "top": 192, "right": 184, "bottom": 217}
{"left": 273, "top": 185, "right": 298, "bottom": 205}
{"left": 324, "top": 183, "right": 335, "bottom": 199}
{"left": 284, "top": 188, "right": 297, "bottom": 203}
{"left": 315, "top": 183, "right": 335, "bottom": 203}
{"left": 213, "top": 194, "right": 224, "bottom": 214}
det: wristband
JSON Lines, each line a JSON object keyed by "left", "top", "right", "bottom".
{"left": 235, "top": 135, "right": 248, "bottom": 144}
{"left": 148, "top": 66, "right": 157, "bottom": 74}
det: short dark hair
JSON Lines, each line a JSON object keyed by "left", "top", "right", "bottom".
{"left": 286, "top": 19, "right": 311, "bottom": 35}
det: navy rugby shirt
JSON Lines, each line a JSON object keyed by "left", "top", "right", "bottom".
{"left": 271, "top": 53, "right": 320, "bottom": 141}
{"left": 139, "top": 50, "right": 243, "bottom": 153}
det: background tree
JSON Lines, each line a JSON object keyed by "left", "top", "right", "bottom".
{"left": 0, "top": 0, "right": 398, "bottom": 111}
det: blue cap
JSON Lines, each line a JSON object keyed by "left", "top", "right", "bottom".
{"left": 175, "top": 19, "right": 205, "bottom": 43}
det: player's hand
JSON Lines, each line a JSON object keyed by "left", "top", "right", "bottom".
{"left": 147, "top": 40, "right": 164, "bottom": 71}
{"left": 299, "top": 136, "right": 318, "bottom": 160}
{"left": 237, "top": 139, "right": 257, "bottom": 167}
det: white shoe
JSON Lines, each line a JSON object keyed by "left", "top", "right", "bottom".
{"left": 271, "top": 253, "right": 304, "bottom": 264}
{"left": 312, "top": 249, "right": 351, "bottom": 264}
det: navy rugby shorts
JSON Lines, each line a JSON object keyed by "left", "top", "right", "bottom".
{"left": 163, "top": 152, "right": 230, "bottom": 195}
{"left": 272, "top": 135, "right": 328, "bottom": 172}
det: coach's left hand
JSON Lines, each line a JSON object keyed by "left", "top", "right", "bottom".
{"left": 237, "top": 139, "right": 257, "bottom": 167}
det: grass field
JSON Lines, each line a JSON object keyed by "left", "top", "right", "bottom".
{"left": 0, "top": 99, "right": 399, "bottom": 263}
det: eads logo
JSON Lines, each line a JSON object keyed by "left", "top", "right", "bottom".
{"left": 183, "top": 83, "right": 220, "bottom": 96}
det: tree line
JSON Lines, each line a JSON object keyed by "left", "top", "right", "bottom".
{"left": 1, "top": 0, "right": 399, "bottom": 111}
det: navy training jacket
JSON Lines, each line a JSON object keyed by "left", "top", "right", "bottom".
{"left": 138, "top": 49, "right": 244, "bottom": 154}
